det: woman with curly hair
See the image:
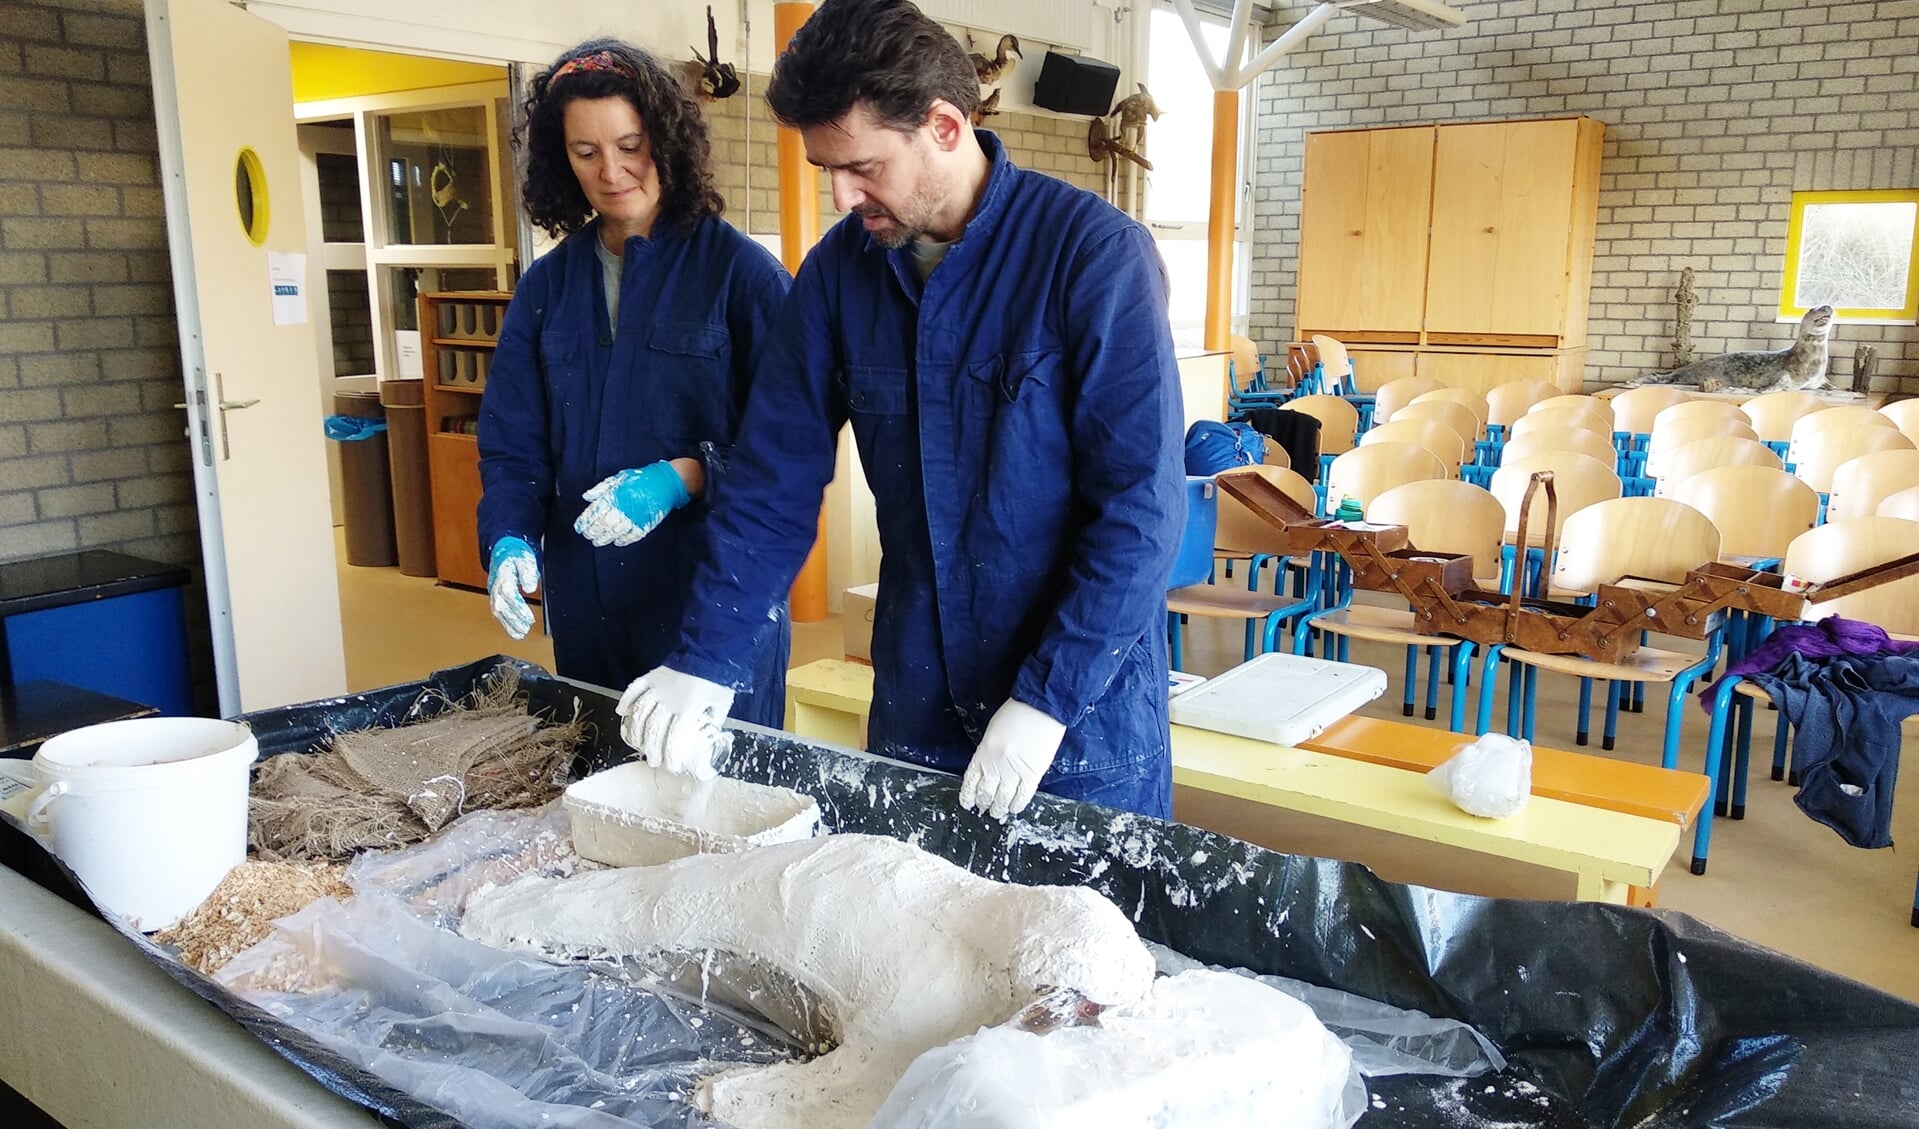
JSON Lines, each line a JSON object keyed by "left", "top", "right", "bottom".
{"left": 477, "top": 38, "right": 791, "bottom": 725}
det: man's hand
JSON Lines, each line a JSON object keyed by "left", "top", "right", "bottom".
{"left": 575, "top": 461, "right": 694, "bottom": 547}
{"left": 486, "top": 536, "right": 540, "bottom": 639}
{"left": 615, "top": 666, "right": 736, "bottom": 778}
{"left": 959, "top": 699, "right": 1067, "bottom": 821}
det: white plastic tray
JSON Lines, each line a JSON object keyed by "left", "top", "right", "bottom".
{"left": 1168, "top": 652, "right": 1387, "bottom": 746}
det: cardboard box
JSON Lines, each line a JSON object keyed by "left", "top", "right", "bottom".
{"left": 843, "top": 583, "right": 879, "bottom": 662}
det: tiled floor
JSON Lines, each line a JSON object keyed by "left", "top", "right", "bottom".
{"left": 335, "top": 544, "right": 1919, "bottom": 1003}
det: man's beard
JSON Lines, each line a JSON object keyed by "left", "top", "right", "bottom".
{"left": 857, "top": 168, "right": 948, "bottom": 249}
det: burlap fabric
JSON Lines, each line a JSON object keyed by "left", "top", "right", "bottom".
{"left": 249, "top": 666, "right": 581, "bottom": 860}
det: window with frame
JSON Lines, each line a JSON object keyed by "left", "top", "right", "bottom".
{"left": 1778, "top": 189, "right": 1919, "bottom": 324}
{"left": 1144, "top": 4, "right": 1252, "bottom": 349}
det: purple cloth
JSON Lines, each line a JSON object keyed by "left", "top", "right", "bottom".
{"left": 1696, "top": 616, "right": 1919, "bottom": 712}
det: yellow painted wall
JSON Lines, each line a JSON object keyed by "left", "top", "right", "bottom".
{"left": 289, "top": 43, "right": 505, "bottom": 104}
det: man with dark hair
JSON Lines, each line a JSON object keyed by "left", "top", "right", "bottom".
{"left": 616, "top": 0, "right": 1184, "bottom": 821}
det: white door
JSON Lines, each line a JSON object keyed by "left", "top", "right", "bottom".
{"left": 148, "top": 0, "right": 346, "bottom": 714}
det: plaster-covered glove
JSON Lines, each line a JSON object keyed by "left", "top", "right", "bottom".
{"left": 616, "top": 666, "right": 736, "bottom": 779}
{"left": 574, "top": 461, "right": 692, "bottom": 547}
{"left": 486, "top": 535, "right": 540, "bottom": 640}
{"left": 959, "top": 699, "right": 1068, "bottom": 821}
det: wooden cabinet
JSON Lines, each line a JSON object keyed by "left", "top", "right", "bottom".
{"left": 1296, "top": 116, "right": 1604, "bottom": 391}
{"left": 1296, "top": 126, "right": 1434, "bottom": 343}
{"left": 418, "top": 291, "right": 512, "bottom": 590}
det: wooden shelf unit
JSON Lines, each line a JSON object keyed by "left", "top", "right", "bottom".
{"left": 1296, "top": 116, "right": 1605, "bottom": 394}
{"left": 418, "top": 291, "right": 512, "bottom": 590}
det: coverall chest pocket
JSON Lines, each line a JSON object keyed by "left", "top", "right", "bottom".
{"left": 645, "top": 321, "right": 733, "bottom": 443}
{"left": 961, "top": 349, "right": 1071, "bottom": 553}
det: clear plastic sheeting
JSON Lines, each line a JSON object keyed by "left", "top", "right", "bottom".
{"left": 9, "top": 656, "right": 1919, "bottom": 1129}
{"left": 216, "top": 891, "right": 797, "bottom": 1129}
{"left": 1150, "top": 943, "right": 1506, "bottom": 1080}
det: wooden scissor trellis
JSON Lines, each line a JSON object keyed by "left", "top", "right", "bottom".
{"left": 1216, "top": 472, "right": 1919, "bottom": 663}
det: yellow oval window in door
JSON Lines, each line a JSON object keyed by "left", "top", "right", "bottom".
{"left": 234, "top": 147, "right": 269, "bottom": 245}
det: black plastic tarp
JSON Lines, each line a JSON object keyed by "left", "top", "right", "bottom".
{"left": 7, "top": 655, "right": 1919, "bottom": 1127}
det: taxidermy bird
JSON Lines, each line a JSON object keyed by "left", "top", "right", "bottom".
{"left": 1087, "top": 117, "right": 1152, "bottom": 171}
{"left": 1110, "top": 83, "right": 1161, "bottom": 141}
{"left": 969, "top": 33, "right": 1022, "bottom": 85}
{"left": 689, "top": 5, "right": 741, "bottom": 100}
{"left": 970, "top": 88, "right": 1001, "bottom": 126}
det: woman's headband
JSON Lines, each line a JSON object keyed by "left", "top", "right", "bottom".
{"left": 549, "top": 50, "right": 638, "bottom": 84}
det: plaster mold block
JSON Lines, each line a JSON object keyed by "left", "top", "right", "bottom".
{"left": 561, "top": 762, "right": 821, "bottom": 867}
{"left": 461, "top": 833, "right": 1158, "bottom": 1129}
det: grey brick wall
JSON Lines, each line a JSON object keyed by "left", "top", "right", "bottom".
{"left": 1250, "top": 0, "right": 1919, "bottom": 392}
{"left": 0, "top": 0, "right": 212, "bottom": 707}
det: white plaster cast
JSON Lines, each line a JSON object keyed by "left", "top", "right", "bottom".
{"left": 461, "top": 833, "right": 1157, "bottom": 1129}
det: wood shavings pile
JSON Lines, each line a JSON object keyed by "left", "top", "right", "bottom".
{"left": 153, "top": 859, "right": 352, "bottom": 975}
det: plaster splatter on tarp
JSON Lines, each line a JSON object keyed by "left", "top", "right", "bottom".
{"left": 249, "top": 665, "right": 582, "bottom": 860}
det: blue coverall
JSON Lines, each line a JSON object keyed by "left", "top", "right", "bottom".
{"left": 667, "top": 133, "right": 1185, "bottom": 817}
{"left": 478, "top": 215, "right": 792, "bottom": 725}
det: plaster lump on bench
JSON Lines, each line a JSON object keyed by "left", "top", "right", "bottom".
{"left": 461, "top": 833, "right": 1158, "bottom": 1129}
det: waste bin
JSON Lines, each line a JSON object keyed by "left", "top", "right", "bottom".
{"left": 379, "top": 379, "right": 437, "bottom": 578}
{"left": 0, "top": 550, "right": 194, "bottom": 716}
{"left": 329, "top": 390, "right": 397, "bottom": 568}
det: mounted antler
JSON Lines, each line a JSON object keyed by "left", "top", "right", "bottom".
{"left": 1088, "top": 117, "right": 1152, "bottom": 171}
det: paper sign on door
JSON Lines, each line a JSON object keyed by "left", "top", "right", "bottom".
{"left": 268, "top": 250, "right": 307, "bottom": 325}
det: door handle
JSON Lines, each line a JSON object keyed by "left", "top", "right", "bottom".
{"left": 212, "top": 373, "right": 256, "bottom": 461}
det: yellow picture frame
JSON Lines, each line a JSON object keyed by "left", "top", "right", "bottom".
{"left": 1777, "top": 188, "right": 1919, "bottom": 323}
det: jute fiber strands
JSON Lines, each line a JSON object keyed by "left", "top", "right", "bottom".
{"left": 249, "top": 666, "right": 582, "bottom": 860}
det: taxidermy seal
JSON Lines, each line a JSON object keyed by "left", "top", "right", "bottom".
{"left": 1629, "top": 305, "right": 1834, "bottom": 393}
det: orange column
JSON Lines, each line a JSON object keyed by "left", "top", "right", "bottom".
{"left": 774, "top": 2, "right": 829, "bottom": 623}
{"left": 1203, "top": 88, "right": 1239, "bottom": 353}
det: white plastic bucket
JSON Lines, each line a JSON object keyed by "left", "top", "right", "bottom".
{"left": 0, "top": 717, "right": 257, "bottom": 931}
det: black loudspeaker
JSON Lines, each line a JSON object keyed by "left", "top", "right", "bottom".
{"left": 1031, "top": 50, "right": 1121, "bottom": 117}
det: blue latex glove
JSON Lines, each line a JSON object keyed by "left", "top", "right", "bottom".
{"left": 574, "top": 461, "right": 693, "bottom": 547}
{"left": 487, "top": 535, "right": 540, "bottom": 639}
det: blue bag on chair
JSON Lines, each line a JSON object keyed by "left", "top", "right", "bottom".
{"left": 1169, "top": 476, "right": 1218, "bottom": 589}
{"left": 1184, "top": 420, "right": 1264, "bottom": 476}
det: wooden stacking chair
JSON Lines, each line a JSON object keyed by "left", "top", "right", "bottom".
{"left": 1359, "top": 417, "right": 1468, "bottom": 470}
{"left": 1475, "top": 498, "right": 1723, "bottom": 788}
{"left": 1642, "top": 414, "right": 1757, "bottom": 483}
{"left": 1409, "top": 387, "right": 1490, "bottom": 438}
{"left": 1789, "top": 426, "right": 1915, "bottom": 496}
{"left": 1610, "top": 385, "right": 1692, "bottom": 441}
{"left": 1391, "top": 399, "right": 1483, "bottom": 450}
{"left": 1484, "top": 379, "right": 1560, "bottom": 435}
{"left": 1373, "top": 375, "right": 1447, "bottom": 428}
{"left": 1531, "top": 394, "right": 1613, "bottom": 429}
{"left": 1651, "top": 436, "right": 1783, "bottom": 496}
{"left": 1877, "top": 484, "right": 1919, "bottom": 521}
{"left": 1741, "top": 390, "right": 1830, "bottom": 448}
{"left": 1499, "top": 426, "right": 1620, "bottom": 472}
{"left": 1877, "top": 398, "right": 1919, "bottom": 446}
{"left": 1294, "top": 480, "right": 1506, "bottom": 729}
{"left": 1824, "top": 449, "right": 1919, "bottom": 522}
{"left": 1700, "top": 518, "right": 1919, "bottom": 854}
{"left": 1324, "top": 443, "right": 1450, "bottom": 514}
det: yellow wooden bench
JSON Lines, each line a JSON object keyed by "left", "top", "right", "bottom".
{"left": 781, "top": 659, "right": 1684, "bottom": 904}
{"left": 1299, "top": 716, "right": 1709, "bottom": 828}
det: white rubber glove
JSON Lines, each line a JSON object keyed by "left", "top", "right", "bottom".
{"left": 616, "top": 666, "right": 736, "bottom": 779}
{"left": 575, "top": 461, "right": 692, "bottom": 547}
{"left": 959, "top": 699, "right": 1068, "bottom": 821}
{"left": 486, "top": 536, "right": 540, "bottom": 640}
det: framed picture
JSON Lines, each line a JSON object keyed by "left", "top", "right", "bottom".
{"left": 1778, "top": 188, "right": 1919, "bottom": 324}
